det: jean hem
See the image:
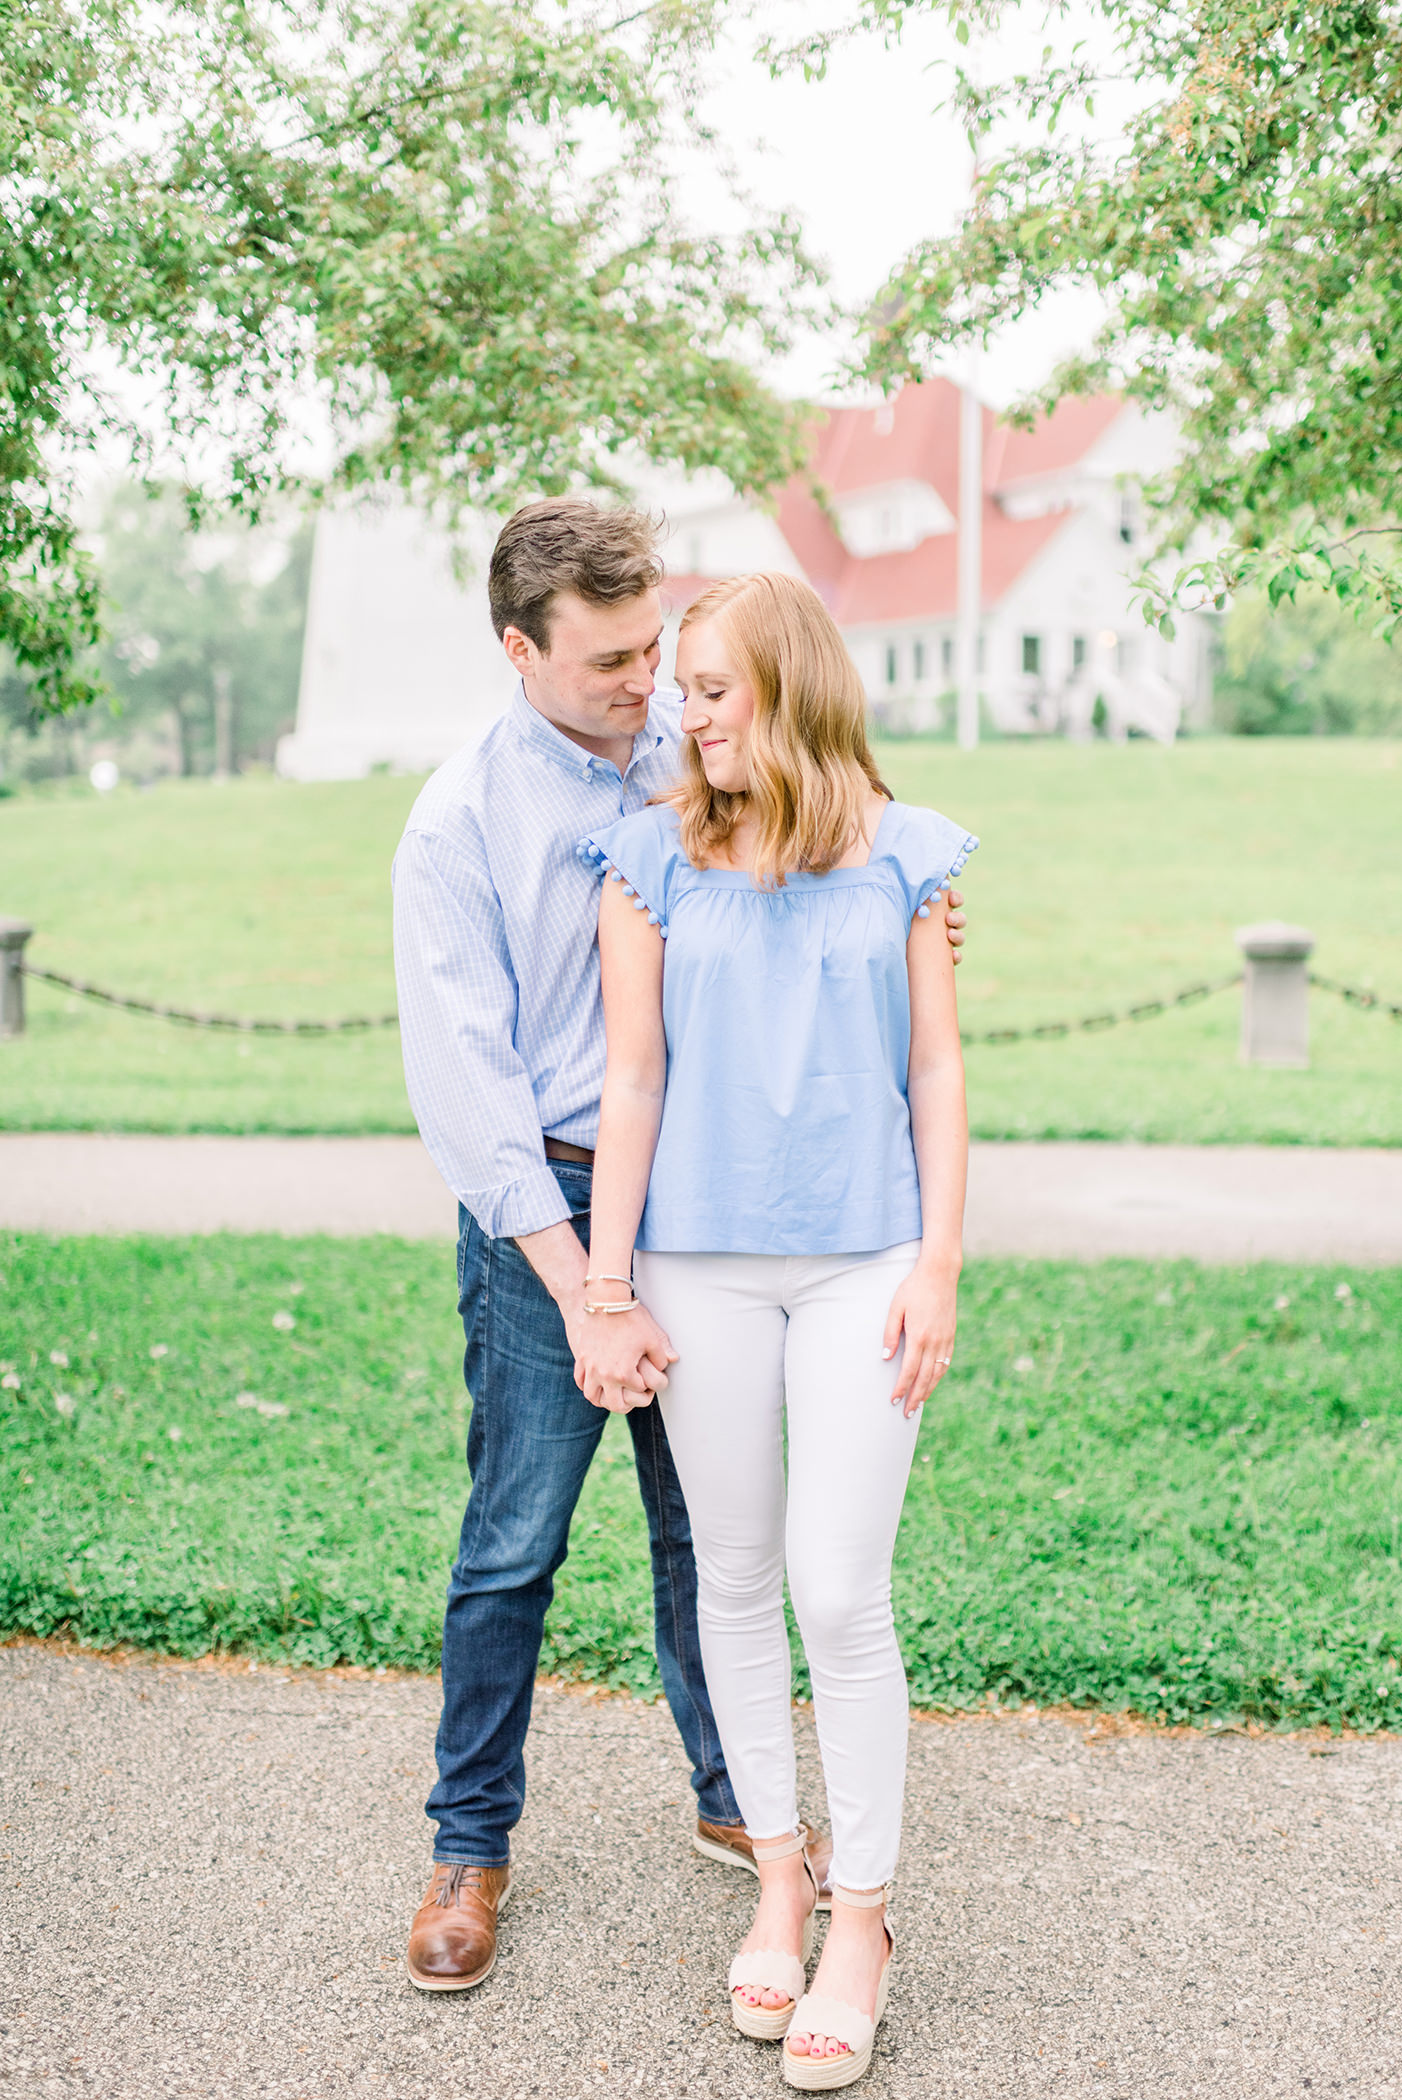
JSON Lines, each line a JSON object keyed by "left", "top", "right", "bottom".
{"left": 431, "top": 1848, "right": 511, "bottom": 1869}
{"left": 696, "top": 1793, "right": 743, "bottom": 1828}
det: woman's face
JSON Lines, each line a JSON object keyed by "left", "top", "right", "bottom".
{"left": 675, "top": 617, "right": 756, "bottom": 794}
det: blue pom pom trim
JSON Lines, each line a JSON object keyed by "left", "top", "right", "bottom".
{"left": 946, "top": 831, "right": 979, "bottom": 880}
{"left": 576, "top": 835, "right": 668, "bottom": 937}
{"left": 912, "top": 831, "right": 978, "bottom": 924}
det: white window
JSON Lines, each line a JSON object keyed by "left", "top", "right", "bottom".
{"left": 885, "top": 642, "right": 899, "bottom": 686}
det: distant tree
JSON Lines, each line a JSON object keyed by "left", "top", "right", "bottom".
{"left": 822, "top": 0, "right": 1402, "bottom": 639}
{"left": 1215, "top": 591, "right": 1402, "bottom": 737}
{"left": 0, "top": 663, "right": 40, "bottom": 765}
{"left": 3, "top": 0, "right": 817, "bottom": 714}
{"left": 96, "top": 485, "right": 312, "bottom": 775}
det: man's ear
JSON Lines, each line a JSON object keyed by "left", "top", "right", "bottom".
{"left": 501, "top": 624, "right": 541, "bottom": 678}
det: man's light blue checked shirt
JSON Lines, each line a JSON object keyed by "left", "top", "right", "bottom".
{"left": 392, "top": 683, "right": 683, "bottom": 1240}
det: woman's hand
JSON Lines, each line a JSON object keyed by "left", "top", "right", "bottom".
{"left": 882, "top": 1258, "right": 959, "bottom": 1418}
{"left": 569, "top": 1287, "right": 677, "bottom": 1414}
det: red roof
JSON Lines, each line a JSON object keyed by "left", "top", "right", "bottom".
{"left": 801, "top": 501, "right": 1067, "bottom": 624}
{"left": 659, "top": 380, "right": 1124, "bottom": 625}
{"left": 792, "top": 380, "right": 1121, "bottom": 624}
{"left": 987, "top": 392, "right": 1123, "bottom": 488}
{"left": 659, "top": 572, "right": 714, "bottom": 616}
{"left": 816, "top": 381, "right": 968, "bottom": 507}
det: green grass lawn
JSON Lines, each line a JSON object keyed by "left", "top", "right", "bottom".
{"left": 0, "top": 739, "right": 1398, "bottom": 1142}
{"left": 4, "top": 1234, "right": 1400, "bottom": 1730}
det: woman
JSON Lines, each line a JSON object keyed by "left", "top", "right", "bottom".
{"left": 574, "top": 572, "right": 975, "bottom": 2089}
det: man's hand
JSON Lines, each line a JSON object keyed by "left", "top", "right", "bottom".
{"left": 944, "top": 887, "right": 966, "bottom": 964}
{"left": 570, "top": 1295, "right": 677, "bottom": 1413}
{"left": 515, "top": 1217, "right": 677, "bottom": 1411}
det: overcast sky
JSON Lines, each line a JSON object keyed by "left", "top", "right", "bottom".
{"left": 89, "top": 2, "right": 1127, "bottom": 514}
{"left": 695, "top": 1, "right": 1114, "bottom": 407}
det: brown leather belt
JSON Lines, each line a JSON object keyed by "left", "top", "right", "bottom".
{"left": 544, "top": 1137, "right": 595, "bottom": 1165}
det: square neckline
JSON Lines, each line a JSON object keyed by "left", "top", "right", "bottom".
{"left": 675, "top": 798, "right": 898, "bottom": 888}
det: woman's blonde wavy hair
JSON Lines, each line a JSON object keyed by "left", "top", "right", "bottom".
{"left": 662, "top": 571, "right": 890, "bottom": 886}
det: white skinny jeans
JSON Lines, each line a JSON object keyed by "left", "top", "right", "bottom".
{"left": 635, "top": 1243, "right": 923, "bottom": 1892}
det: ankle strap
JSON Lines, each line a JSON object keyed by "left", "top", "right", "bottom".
{"left": 832, "top": 1881, "right": 891, "bottom": 1908}
{"left": 751, "top": 1829, "right": 808, "bottom": 1864}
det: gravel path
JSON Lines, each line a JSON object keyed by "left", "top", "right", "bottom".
{"left": 3, "top": 1643, "right": 1400, "bottom": 2100}
{"left": 3, "top": 1133, "right": 1400, "bottom": 1261}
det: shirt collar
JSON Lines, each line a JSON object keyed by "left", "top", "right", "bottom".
{"left": 509, "top": 679, "right": 666, "bottom": 781}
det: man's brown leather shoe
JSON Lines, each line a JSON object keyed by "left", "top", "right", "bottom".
{"left": 693, "top": 1818, "right": 833, "bottom": 1910}
{"left": 405, "top": 1861, "right": 512, "bottom": 1991}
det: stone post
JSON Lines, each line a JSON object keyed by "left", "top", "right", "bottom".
{"left": 1235, "top": 921, "right": 1315, "bottom": 1067}
{"left": 0, "top": 918, "right": 34, "bottom": 1038}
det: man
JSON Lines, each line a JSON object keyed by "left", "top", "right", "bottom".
{"left": 391, "top": 498, "right": 966, "bottom": 1990}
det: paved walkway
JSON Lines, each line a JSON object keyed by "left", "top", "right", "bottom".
{"left": 3, "top": 1644, "right": 1399, "bottom": 2100}
{"left": 1, "top": 1132, "right": 1400, "bottom": 1260}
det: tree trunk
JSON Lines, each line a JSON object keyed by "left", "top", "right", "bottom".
{"left": 172, "top": 698, "right": 195, "bottom": 777}
{"left": 212, "top": 666, "right": 234, "bottom": 778}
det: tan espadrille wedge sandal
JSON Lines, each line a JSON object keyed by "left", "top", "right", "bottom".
{"left": 728, "top": 1830, "right": 820, "bottom": 2041}
{"left": 781, "top": 1885, "right": 894, "bottom": 2089}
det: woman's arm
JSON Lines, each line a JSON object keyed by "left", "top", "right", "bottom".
{"left": 883, "top": 898, "right": 969, "bottom": 1416}
{"left": 575, "top": 876, "right": 676, "bottom": 1412}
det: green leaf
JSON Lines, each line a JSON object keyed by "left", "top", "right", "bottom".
{"left": 1, "top": 0, "right": 820, "bottom": 715}
{"left": 850, "top": 0, "right": 1402, "bottom": 610}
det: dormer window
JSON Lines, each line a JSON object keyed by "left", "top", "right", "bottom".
{"left": 834, "top": 479, "right": 955, "bottom": 557}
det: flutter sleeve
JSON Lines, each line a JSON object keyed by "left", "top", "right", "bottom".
{"left": 884, "top": 803, "right": 980, "bottom": 922}
{"left": 576, "top": 805, "right": 682, "bottom": 937}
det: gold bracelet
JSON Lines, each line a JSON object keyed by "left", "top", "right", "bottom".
{"left": 583, "top": 1270, "right": 637, "bottom": 1315}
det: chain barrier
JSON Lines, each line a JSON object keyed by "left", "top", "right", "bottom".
{"left": 19, "top": 963, "right": 399, "bottom": 1035}
{"left": 959, "top": 971, "right": 1243, "bottom": 1047}
{"left": 20, "top": 960, "right": 1401, "bottom": 1043}
{"left": 1309, "top": 972, "right": 1402, "bottom": 1021}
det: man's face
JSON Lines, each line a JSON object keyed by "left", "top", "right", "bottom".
{"left": 503, "top": 588, "right": 664, "bottom": 751}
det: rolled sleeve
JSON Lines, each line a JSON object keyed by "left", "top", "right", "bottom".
{"left": 472, "top": 1162, "right": 575, "bottom": 1241}
{"left": 392, "top": 826, "right": 571, "bottom": 1239}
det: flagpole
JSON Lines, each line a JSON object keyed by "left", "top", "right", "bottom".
{"left": 955, "top": 359, "right": 982, "bottom": 751}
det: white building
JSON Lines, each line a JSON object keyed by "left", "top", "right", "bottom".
{"left": 276, "top": 498, "right": 515, "bottom": 781}
{"left": 658, "top": 382, "right": 1211, "bottom": 743}
{"left": 277, "top": 381, "right": 1211, "bottom": 779}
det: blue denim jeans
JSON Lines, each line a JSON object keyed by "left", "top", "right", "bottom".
{"left": 427, "top": 1160, "right": 740, "bottom": 1863}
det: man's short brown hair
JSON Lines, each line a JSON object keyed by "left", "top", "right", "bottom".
{"left": 487, "top": 498, "right": 664, "bottom": 650}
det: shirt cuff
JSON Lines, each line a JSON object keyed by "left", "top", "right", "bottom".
{"left": 466, "top": 1164, "right": 574, "bottom": 1241}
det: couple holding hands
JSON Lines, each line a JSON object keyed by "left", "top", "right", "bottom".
{"left": 393, "top": 496, "right": 974, "bottom": 2086}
